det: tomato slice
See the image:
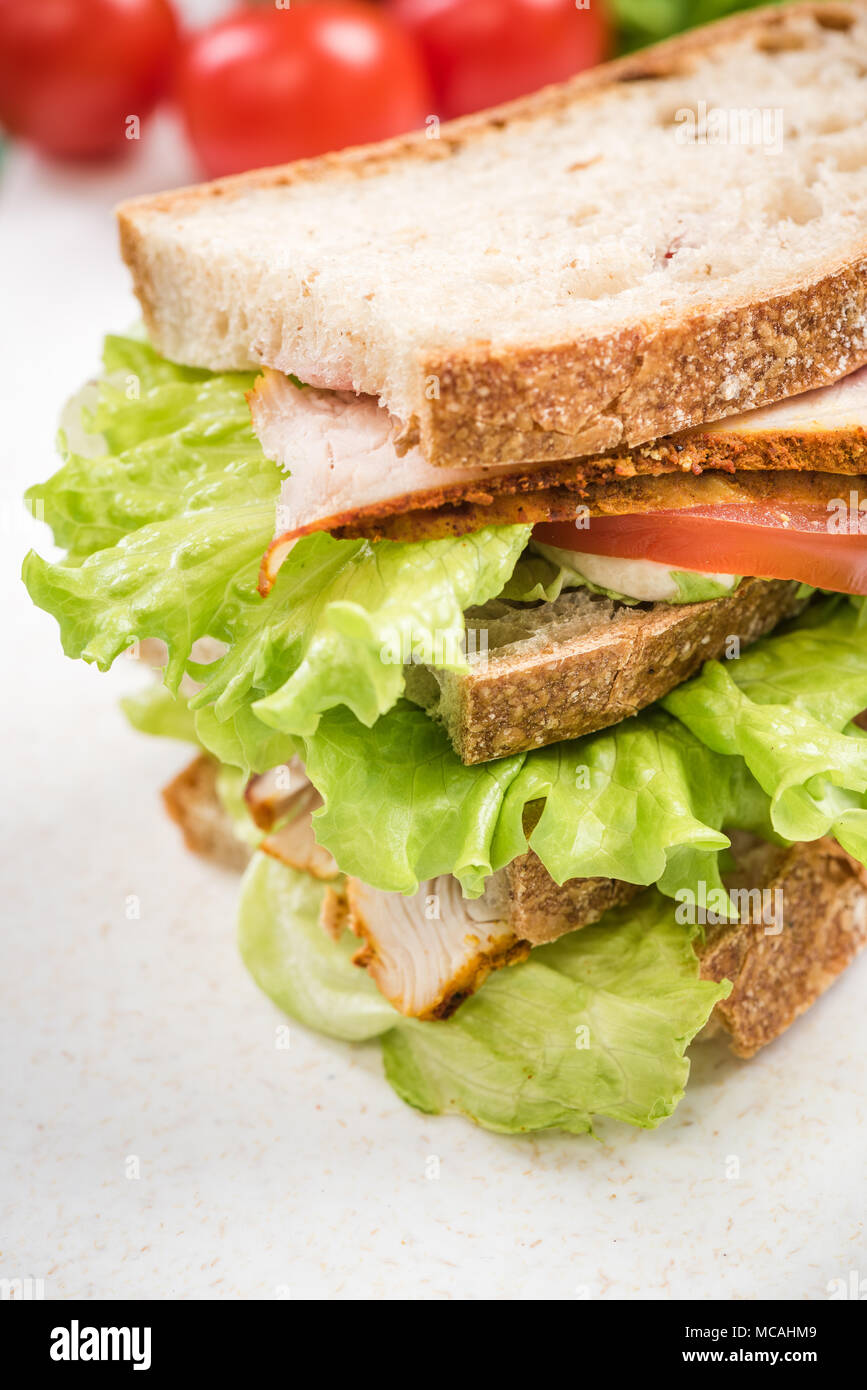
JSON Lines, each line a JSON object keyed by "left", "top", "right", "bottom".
{"left": 534, "top": 503, "right": 867, "bottom": 595}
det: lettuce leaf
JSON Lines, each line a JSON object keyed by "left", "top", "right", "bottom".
{"left": 194, "top": 703, "right": 299, "bottom": 776}
{"left": 188, "top": 524, "right": 530, "bottom": 737}
{"left": 670, "top": 570, "right": 741, "bottom": 603}
{"left": 296, "top": 701, "right": 525, "bottom": 895}
{"left": 23, "top": 507, "right": 275, "bottom": 690}
{"left": 609, "top": 0, "right": 783, "bottom": 54}
{"left": 297, "top": 597, "right": 867, "bottom": 901}
{"left": 383, "top": 893, "right": 729, "bottom": 1134}
{"left": 215, "top": 764, "right": 266, "bottom": 850}
{"left": 120, "top": 683, "right": 200, "bottom": 745}
{"left": 26, "top": 335, "right": 268, "bottom": 560}
{"left": 490, "top": 709, "right": 771, "bottom": 905}
{"left": 23, "top": 335, "right": 529, "bottom": 751}
{"left": 295, "top": 701, "right": 772, "bottom": 910}
{"left": 237, "top": 853, "right": 729, "bottom": 1133}
{"left": 23, "top": 336, "right": 279, "bottom": 690}
{"left": 238, "top": 854, "right": 397, "bottom": 1042}
{"left": 663, "top": 597, "right": 867, "bottom": 853}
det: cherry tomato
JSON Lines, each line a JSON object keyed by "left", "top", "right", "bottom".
{"left": 176, "top": 4, "right": 432, "bottom": 179}
{"left": 387, "top": 0, "right": 610, "bottom": 119}
{"left": 0, "top": 0, "right": 179, "bottom": 160}
{"left": 534, "top": 505, "right": 867, "bottom": 596}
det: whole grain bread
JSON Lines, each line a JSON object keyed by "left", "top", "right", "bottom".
{"left": 403, "top": 577, "right": 807, "bottom": 764}
{"left": 700, "top": 836, "right": 867, "bottom": 1056}
{"left": 506, "top": 850, "right": 641, "bottom": 945}
{"left": 118, "top": 3, "right": 867, "bottom": 469}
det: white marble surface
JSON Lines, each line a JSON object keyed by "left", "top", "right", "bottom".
{"left": 1, "top": 119, "right": 865, "bottom": 1304}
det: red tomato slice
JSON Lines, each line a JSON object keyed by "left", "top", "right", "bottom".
{"left": 534, "top": 503, "right": 867, "bottom": 595}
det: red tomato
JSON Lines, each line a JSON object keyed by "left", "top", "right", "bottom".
{"left": 176, "top": 4, "right": 432, "bottom": 179}
{"left": 534, "top": 505, "right": 867, "bottom": 595}
{"left": 0, "top": 0, "right": 179, "bottom": 159}
{"left": 387, "top": 0, "right": 610, "bottom": 119}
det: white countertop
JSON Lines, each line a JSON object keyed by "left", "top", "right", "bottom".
{"left": 1, "top": 117, "right": 865, "bottom": 1303}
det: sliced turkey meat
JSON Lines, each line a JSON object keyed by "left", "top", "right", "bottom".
{"left": 250, "top": 370, "right": 532, "bottom": 589}
{"left": 244, "top": 757, "right": 310, "bottom": 831}
{"left": 250, "top": 367, "right": 867, "bottom": 580}
{"left": 715, "top": 363, "right": 867, "bottom": 434}
{"left": 261, "top": 797, "right": 338, "bottom": 880}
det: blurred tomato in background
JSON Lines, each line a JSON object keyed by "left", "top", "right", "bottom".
{"left": 0, "top": 0, "right": 179, "bottom": 159}
{"left": 387, "top": 0, "right": 609, "bottom": 119}
{"left": 177, "top": 3, "right": 432, "bottom": 178}
{"left": 0, "top": 1, "right": 785, "bottom": 175}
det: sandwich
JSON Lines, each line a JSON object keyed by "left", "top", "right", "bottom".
{"left": 23, "top": 1, "right": 867, "bottom": 1136}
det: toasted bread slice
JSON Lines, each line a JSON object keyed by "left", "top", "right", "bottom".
{"left": 700, "top": 836, "right": 867, "bottom": 1056}
{"left": 403, "top": 577, "right": 807, "bottom": 764}
{"left": 118, "top": 3, "right": 867, "bottom": 470}
{"left": 505, "top": 850, "right": 641, "bottom": 945}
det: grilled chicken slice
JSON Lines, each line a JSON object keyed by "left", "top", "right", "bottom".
{"left": 244, "top": 760, "right": 338, "bottom": 879}
{"left": 244, "top": 757, "right": 310, "bottom": 831}
{"left": 345, "top": 872, "right": 529, "bottom": 1020}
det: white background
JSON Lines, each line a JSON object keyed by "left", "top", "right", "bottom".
{"left": 1, "top": 31, "right": 865, "bottom": 1302}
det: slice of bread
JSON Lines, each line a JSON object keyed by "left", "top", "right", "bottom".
{"left": 403, "top": 577, "right": 807, "bottom": 764}
{"left": 700, "top": 835, "right": 867, "bottom": 1056}
{"left": 118, "top": 3, "right": 867, "bottom": 469}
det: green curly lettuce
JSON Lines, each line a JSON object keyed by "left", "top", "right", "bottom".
{"left": 663, "top": 596, "right": 867, "bottom": 859}
{"left": 23, "top": 335, "right": 529, "bottom": 756}
{"left": 188, "top": 525, "right": 530, "bottom": 737}
{"left": 296, "top": 597, "right": 867, "bottom": 903}
{"left": 120, "top": 682, "right": 199, "bottom": 745}
{"left": 238, "top": 853, "right": 729, "bottom": 1134}
{"left": 294, "top": 701, "right": 771, "bottom": 912}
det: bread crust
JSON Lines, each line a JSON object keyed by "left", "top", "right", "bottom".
{"left": 700, "top": 838, "right": 867, "bottom": 1056}
{"left": 117, "top": 2, "right": 867, "bottom": 468}
{"left": 408, "top": 577, "right": 807, "bottom": 765}
{"left": 419, "top": 252, "right": 867, "bottom": 467}
{"left": 162, "top": 754, "right": 252, "bottom": 872}
{"left": 507, "top": 851, "right": 641, "bottom": 945}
